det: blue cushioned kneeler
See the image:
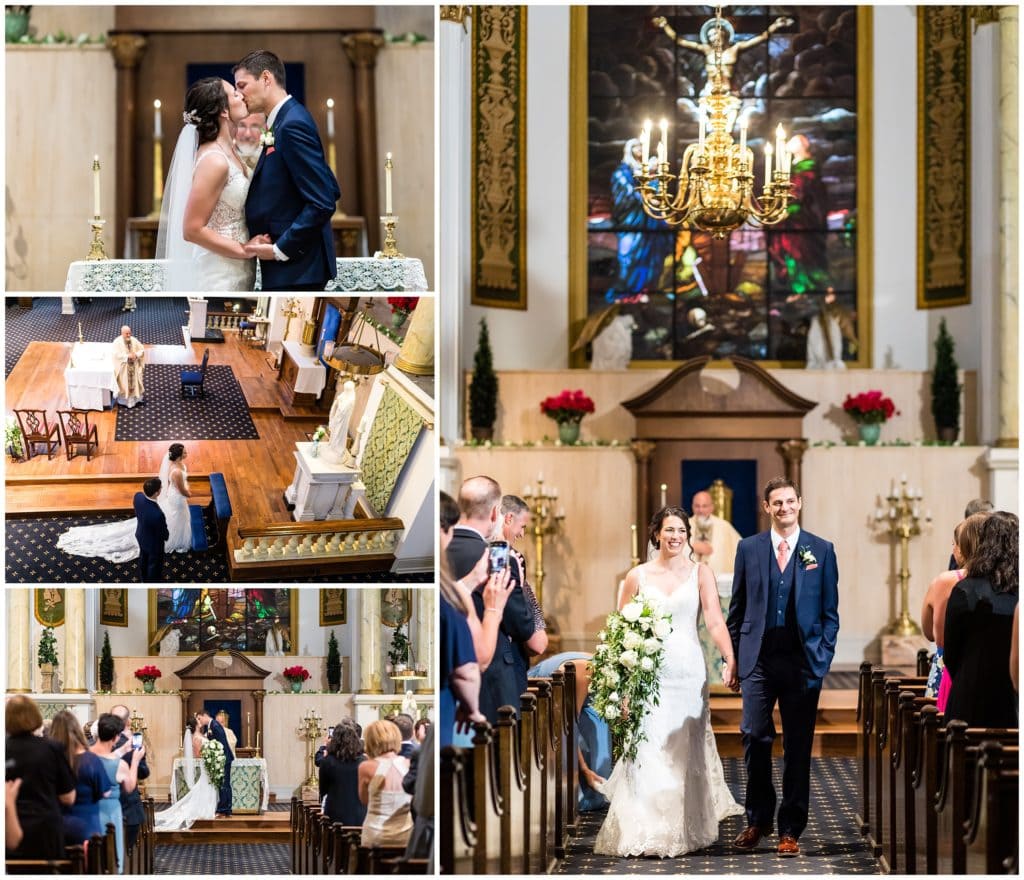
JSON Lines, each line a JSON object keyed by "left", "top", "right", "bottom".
{"left": 189, "top": 506, "right": 208, "bottom": 552}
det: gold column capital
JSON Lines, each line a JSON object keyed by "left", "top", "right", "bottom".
{"left": 630, "top": 439, "right": 657, "bottom": 463}
{"left": 107, "top": 33, "right": 148, "bottom": 69}
{"left": 776, "top": 438, "right": 809, "bottom": 465}
{"left": 440, "top": 6, "right": 471, "bottom": 29}
{"left": 341, "top": 32, "right": 385, "bottom": 68}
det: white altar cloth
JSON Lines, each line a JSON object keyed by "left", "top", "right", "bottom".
{"left": 64, "top": 341, "right": 118, "bottom": 410}
{"left": 281, "top": 341, "right": 327, "bottom": 395}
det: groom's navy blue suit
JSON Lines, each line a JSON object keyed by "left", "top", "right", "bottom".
{"left": 246, "top": 97, "right": 340, "bottom": 291}
{"left": 133, "top": 492, "right": 168, "bottom": 584}
{"left": 727, "top": 528, "right": 839, "bottom": 840}
{"left": 206, "top": 717, "right": 234, "bottom": 815}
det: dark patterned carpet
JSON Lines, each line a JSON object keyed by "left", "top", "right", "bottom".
{"left": 114, "top": 364, "right": 259, "bottom": 441}
{"left": 558, "top": 757, "right": 878, "bottom": 875}
{"left": 5, "top": 296, "right": 188, "bottom": 376}
{"left": 6, "top": 508, "right": 431, "bottom": 583}
{"left": 153, "top": 843, "right": 288, "bottom": 875}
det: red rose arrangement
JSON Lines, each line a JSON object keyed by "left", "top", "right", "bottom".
{"left": 842, "top": 390, "right": 898, "bottom": 425}
{"left": 540, "top": 389, "right": 596, "bottom": 425}
{"left": 134, "top": 665, "right": 162, "bottom": 683}
{"left": 387, "top": 296, "right": 419, "bottom": 315}
{"left": 283, "top": 665, "right": 311, "bottom": 683}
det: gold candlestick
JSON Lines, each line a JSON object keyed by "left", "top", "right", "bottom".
{"left": 86, "top": 217, "right": 109, "bottom": 261}
{"left": 875, "top": 476, "right": 932, "bottom": 636}
{"left": 77, "top": 322, "right": 84, "bottom": 344}
{"left": 377, "top": 215, "right": 404, "bottom": 259}
{"left": 296, "top": 708, "right": 324, "bottom": 787}
{"left": 523, "top": 478, "right": 565, "bottom": 606}
{"left": 149, "top": 138, "right": 163, "bottom": 218}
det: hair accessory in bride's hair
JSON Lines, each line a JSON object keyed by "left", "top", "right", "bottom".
{"left": 182, "top": 110, "right": 201, "bottom": 126}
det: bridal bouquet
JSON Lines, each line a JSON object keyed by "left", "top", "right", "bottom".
{"left": 201, "top": 738, "right": 226, "bottom": 789}
{"left": 589, "top": 595, "right": 673, "bottom": 762}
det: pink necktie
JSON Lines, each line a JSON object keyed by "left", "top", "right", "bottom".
{"left": 777, "top": 539, "right": 789, "bottom": 571}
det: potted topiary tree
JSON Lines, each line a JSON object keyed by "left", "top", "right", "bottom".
{"left": 469, "top": 318, "right": 498, "bottom": 441}
{"left": 99, "top": 631, "right": 114, "bottom": 692}
{"left": 38, "top": 626, "right": 58, "bottom": 693}
{"left": 326, "top": 630, "right": 341, "bottom": 694}
{"left": 931, "top": 318, "right": 962, "bottom": 444}
{"left": 387, "top": 625, "right": 411, "bottom": 675}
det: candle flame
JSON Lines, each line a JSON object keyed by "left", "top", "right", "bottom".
{"left": 326, "top": 98, "right": 334, "bottom": 108}
{"left": 386, "top": 152, "right": 392, "bottom": 160}
{"left": 154, "top": 99, "right": 161, "bottom": 109}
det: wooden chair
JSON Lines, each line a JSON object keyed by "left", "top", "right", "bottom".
{"left": 14, "top": 408, "right": 60, "bottom": 460}
{"left": 56, "top": 410, "right": 99, "bottom": 461}
{"left": 180, "top": 348, "right": 210, "bottom": 398}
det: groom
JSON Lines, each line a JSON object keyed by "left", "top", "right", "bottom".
{"left": 233, "top": 49, "right": 340, "bottom": 291}
{"left": 134, "top": 478, "right": 168, "bottom": 583}
{"left": 726, "top": 477, "right": 839, "bottom": 857}
{"left": 197, "top": 709, "right": 234, "bottom": 817}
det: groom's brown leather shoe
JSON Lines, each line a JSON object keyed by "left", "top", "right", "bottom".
{"left": 777, "top": 835, "right": 800, "bottom": 857}
{"left": 733, "top": 826, "right": 766, "bottom": 850}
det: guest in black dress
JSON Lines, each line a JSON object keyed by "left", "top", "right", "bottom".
{"left": 5, "top": 696, "right": 76, "bottom": 860}
{"left": 318, "top": 719, "right": 367, "bottom": 826}
{"left": 943, "top": 511, "right": 1019, "bottom": 728}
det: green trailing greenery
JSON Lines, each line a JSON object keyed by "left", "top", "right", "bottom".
{"left": 388, "top": 626, "right": 411, "bottom": 668}
{"left": 469, "top": 319, "right": 498, "bottom": 431}
{"left": 5, "top": 415, "right": 24, "bottom": 458}
{"left": 99, "top": 631, "right": 114, "bottom": 691}
{"left": 359, "top": 312, "right": 405, "bottom": 346}
{"left": 38, "top": 627, "right": 58, "bottom": 667}
{"left": 930, "top": 318, "right": 962, "bottom": 432}
{"left": 326, "top": 630, "right": 341, "bottom": 693}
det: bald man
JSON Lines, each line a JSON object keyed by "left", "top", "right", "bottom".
{"left": 112, "top": 325, "right": 145, "bottom": 408}
{"left": 691, "top": 490, "right": 742, "bottom": 576}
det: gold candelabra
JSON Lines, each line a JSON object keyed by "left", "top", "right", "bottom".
{"left": 149, "top": 139, "right": 163, "bottom": 218}
{"left": 635, "top": 7, "right": 792, "bottom": 238}
{"left": 522, "top": 477, "right": 565, "bottom": 606}
{"left": 281, "top": 298, "right": 303, "bottom": 341}
{"left": 378, "top": 215, "right": 404, "bottom": 259}
{"left": 86, "top": 217, "right": 108, "bottom": 261}
{"left": 77, "top": 322, "right": 85, "bottom": 344}
{"left": 875, "top": 475, "right": 932, "bottom": 637}
{"left": 296, "top": 708, "right": 323, "bottom": 788}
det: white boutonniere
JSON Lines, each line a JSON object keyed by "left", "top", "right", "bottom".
{"left": 259, "top": 128, "right": 275, "bottom": 147}
{"left": 798, "top": 546, "right": 818, "bottom": 569}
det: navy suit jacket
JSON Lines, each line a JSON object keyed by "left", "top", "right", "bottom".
{"left": 726, "top": 529, "right": 840, "bottom": 681}
{"left": 133, "top": 493, "right": 168, "bottom": 557}
{"left": 246, "top": 98, "right": 340, "bottom": 290}
{"left": 207, "top": 718, "right": 234, "bottom": 770}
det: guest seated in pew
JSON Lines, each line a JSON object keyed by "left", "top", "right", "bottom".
{"left": 318, "top": 719, "right": 367, "bottom": 827}
{"left": 49, "top": 711, "right": 113, "bottom": 846}
{"left": 922, "top": 512, "right": 990, "bottom": 711}
{"left": 529, "top": 652, "right": 613, "bottom": 811}
{"left": 358, "top": 720, "right": 413, "bottom": 849}
{"left": 4, "top": 696, "right": 76, "bottom": 862}
{"left": 402, "top": 721, "right": 434, "bottom": 867}
{"left": 413, "top": 718, "right": 430, "bottom": 746}
{"left": 392, "top": 714, "right": 418, "bottom": 759}
{"left": 944, "top": 511, "right": 1019, "bottom": 728}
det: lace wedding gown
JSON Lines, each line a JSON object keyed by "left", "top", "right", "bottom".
{"left": 56, "top": 465, "right": 192, "bottom": 562}
{"left": 155, "top": 735, "right": 218, "bottom": 831}
{"left": 594, "top": 564, "right": 743, "bottom": 857}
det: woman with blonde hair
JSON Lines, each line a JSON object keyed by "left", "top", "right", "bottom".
{"left": 358, "top": 719, "right": 412, "bottom": 848}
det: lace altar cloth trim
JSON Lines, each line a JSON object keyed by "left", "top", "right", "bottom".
{"left": 66, "top": 257, "right": 427, "bottom": 293}
{"left": 171, "top": 756, "right": 269, "bottom": 811}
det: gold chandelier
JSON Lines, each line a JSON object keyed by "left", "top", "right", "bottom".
{"left": 636, "top": 7, "right": 793, "bottom": 239}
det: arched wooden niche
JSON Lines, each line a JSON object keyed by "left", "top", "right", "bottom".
{"left": 175, "top": 650, "right": 271, "bottom": 757}
{"left": 621, "top": 356, "right": 816, "bottom": 536}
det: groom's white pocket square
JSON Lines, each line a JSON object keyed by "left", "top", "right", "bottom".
{"left": 805, "top": 563, "right": 818, "bottom": 571}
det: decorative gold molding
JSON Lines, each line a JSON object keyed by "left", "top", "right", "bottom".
{"left": 439, "top": 6, "right": 470, "bottom": 29}
{"left": 106, "top": 33, "right": 147, "bottom": 69}
{"left": 969, "top": 6, "right": 1000, "bottom": 29}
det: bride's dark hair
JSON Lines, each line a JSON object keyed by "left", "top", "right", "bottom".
{"left": 648, "top": 505, "right": 693, "bottom": 557}
{"left": 184, "top": 77, "right": 229, "bottom": 144}
{"left": 168, "top": 443, "right": 186, "bottom": 461}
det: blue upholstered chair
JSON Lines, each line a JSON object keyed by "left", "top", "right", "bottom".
{"left": 180, "top": 348, "right": 210, "bottom": 398}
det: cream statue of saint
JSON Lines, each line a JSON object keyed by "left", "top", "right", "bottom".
{"left": 326, "top": 379, "right": 356, "bottom": 463}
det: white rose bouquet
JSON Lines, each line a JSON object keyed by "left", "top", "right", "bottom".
{"left": 589, "top": 595, "right": 673, "bottom": 762}
{"left": 201, "top": 738, "right": 226, "bottom": 789}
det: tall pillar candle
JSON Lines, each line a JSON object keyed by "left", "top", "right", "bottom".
{"left": 93, "top": 156, "right": 101, "bottom": 217}
{"left": 385, "top": 152, "right": 393, "bottom": 214}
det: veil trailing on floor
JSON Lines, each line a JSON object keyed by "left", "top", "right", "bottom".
{"left": 156, "top": 123, "right": 199, "bottom": 292}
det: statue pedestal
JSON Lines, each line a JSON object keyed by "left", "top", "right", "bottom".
{"left": 880, "top": 633, "right": 930, "bottom": 669}
{"left": 284, "top": 442, "right": 361, "bottom": 521}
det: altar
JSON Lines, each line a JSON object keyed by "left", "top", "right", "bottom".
{"left": 279, "top": 341, "right": 328, "bottom": 406}
{"left": 171, "top": 756, "right": 269, "bottom": 814}
{"left": 284, "top": 441, "right": 363, "bottom": 522}
{"left": 65, "top": 257, "right": 428, "bottom": 293}
{"left": 64, "top": 341, "right": 118, "bottom": 410}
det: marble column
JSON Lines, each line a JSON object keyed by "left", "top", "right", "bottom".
{"left": 8, "top": 590, "right": 32, "bottom": 693}
{"left": 777, "top": 439, "right": 809, "bottom": 493}
{"left": 63, "top": 588, "right": 87, "bottom": 693}
{"left": 107, "top": 34, "right": 147, "bottom": 259}
{"left": 357, "top": 589, "right": 384, "bottom": 694}
{"left": 341, "top": 32, "right": 385, "bottom": 254}
{"left": 395, "top": 296, "right": 435, "bottom": 376}
{"left": 997, "top": 5, "right": 1018, "bottom": 448}
{"left": 414, "top": 589, "right": 434, "bottom": 694}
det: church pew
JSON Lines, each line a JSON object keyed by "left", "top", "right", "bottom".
{"left": 495, "top": 705, "right": 528, "bottom": 874}
{"left": 352, "top": 845, "right": 407, "bottom": 874}
{"left": 439, "top": 745, "right": 474, "bottom": 873}
{"left": 529, "top": 680, "right": 554, "bottom": 873}
{"left": 85, "top": 823, "right": 118, "bottom": 874}
{"left": 890, "top": 690, "right": 935, "bottom": 874}
{"left": 5, "top": 845, "right": 86, "bottom": 875}
{"left": 551, "top": 667, "right": 578, "bottom": 858}
{"left": 518, "top": 692, "right": 541, "bottom": 874}
{"left": 963, "top": 741, "right": 1019, "bottom": 875}
{"left": 916, "top": 648, "right": 931, "bottom": 677}
{"left": 328, "top": 824, "right": 362, "bottom": 874}
{"left": 290, "top": 797, "right": 300, "bottom": 874}
{"left": 911, "top": 705, "right": 944, "bottom": 874}
{"left": 855, "top": 663, "right": 878, "bottom": 837}
{"left": 935, "top": 722, "right": 1018, "bottom": 875}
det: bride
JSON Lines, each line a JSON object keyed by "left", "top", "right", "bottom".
{"left": 157, "top": 77, "right": 260, "bottom": 292}
{"left": 594, "top": 506, "right": 744, "bottom": 857}
{"left": 155, "top": 718, "right": 219, "bottom": 830}
{"left": 57, "top": 443, "right": 193, "bottom": 562}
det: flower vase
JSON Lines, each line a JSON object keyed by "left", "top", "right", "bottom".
{"left": 391, "top": 310, "right": 408, "bottom": 329}
{"left": 558, "top": 421, "right": 580, "bottom": 445}
{"left": 290, "top": 680, "right": 302, "bottom": 694}
{"left": 142, "top": 679, "right": 155, "bottom": 693}
{"left": 6, "top": 10, "right": 30, "bottom": 43}
{"left": 311, "top": 439, "right": 319, "bottom": 458}
{"left": 858, "top": 423, "right": 881, "bottom": 446}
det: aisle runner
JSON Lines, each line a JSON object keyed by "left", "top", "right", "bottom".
{"left": 153, "top": 843, "right": 288, "bottom": 875}
{"left": 114, "top": 364, "right": 259, "bottom": 441}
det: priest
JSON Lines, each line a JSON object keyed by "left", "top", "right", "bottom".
{"left": 690, "top": 490, "right": 742, "bottom": 575}
{"left": 112, "top": 325, "right": 145, "bottom": 408}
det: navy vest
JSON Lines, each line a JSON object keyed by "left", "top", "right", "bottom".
{"left": 765, "top": 545, "right": 799, "bottom": 634}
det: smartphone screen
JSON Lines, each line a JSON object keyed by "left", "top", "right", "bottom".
{"left": 488, "top": 541, "right": 510, "bottom": 574}
{"left": 131, "top": 733, "right": 143, "bottom": 749}
{"left": 328, "top": 727, "right": 335, "bottom": 739}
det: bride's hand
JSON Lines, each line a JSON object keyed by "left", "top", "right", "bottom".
{"left": 583, "top": 768, "right": 606, "bottom": 790}
{"left": 724, "top": 657, "right": 740, "bottom": 692}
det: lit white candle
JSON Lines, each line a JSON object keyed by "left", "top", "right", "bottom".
{"left": 384, "top": 152, "right": 393, "bottom": 214}
{"left": 658, "top": 118, "right": 668, "bottom": 163}
{"left": 537, "top": 471, "right": 544, "bottom": 484}
{"left": 631, "top": 523, "right": 638, "bottom": 560}
{"left": 775, "top": 123, "right": 786, "bottom": 165}
{"left": 551, "top": 487, "right": 559, "bottom": 499}
{"left": 153, "top": 99, "right": 162, "bottom": 139}
{"left": 522, "top": 485, "right": 531, "bottom": 498}
{"left": 875, "top": 506, "right": 883, "bottom": 521}
{"left": 326, "top": 98, "right": 335, "bottom": 139}
{"left": 764, "top": 143, "right": 773, "bottom": 182}
{"left": 660, "top": 483, "right": 667, "bottom": 507}
{"left": 739, "top": 117, "right": 747, "bottom": 156}
{"left": 92, "top": 155, "right": 101, "bottom": 217}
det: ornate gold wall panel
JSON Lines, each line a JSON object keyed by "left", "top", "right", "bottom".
{"left": 362, "top": 386, "right": 424, "bottom": 515}
{"left": 917, "top": 7, "right": 972, "bottom": 308}
{"left": 471, "top": 5, "right": 528, "bottom": 309}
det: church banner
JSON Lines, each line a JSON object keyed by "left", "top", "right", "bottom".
{"left": 471, "top": 5, "right": 528, "bottom": 309}
{"left": 917, "top": 7, "right": 971, "bottom": 308}
{"left": 319, "top": 589, "right": 347, "bottom": 626}
{"left": 34, "top": 589, "right": 64, "bottom": 627}
{"left": 100, "top": 588, "right": 129, "bottom": 627}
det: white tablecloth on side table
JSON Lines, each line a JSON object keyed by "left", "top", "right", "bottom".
{"left": 281, "top": 341, "right": 327, "bottom": 395}
{"left": 64, "top": 341, "right": 117, "bottom": 410}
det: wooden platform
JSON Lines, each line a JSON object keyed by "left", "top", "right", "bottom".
{"left": 154, "top": 810, "right": 291, "bottom": 845}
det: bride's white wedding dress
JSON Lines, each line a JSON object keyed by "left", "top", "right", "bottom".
{"left": 155, "top": 733, "right": 219, "bottom": 831}
{"left": 56, "top": 461, "right": 192, "bottom": 562}
{"left": 594, "top": 563, "right": 743, "bottom": 857}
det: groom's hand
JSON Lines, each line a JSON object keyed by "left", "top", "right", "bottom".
{"left": 243, "top": 234, "right": 275, "bottom": 259}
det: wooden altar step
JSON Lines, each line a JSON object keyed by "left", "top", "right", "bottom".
{"left": 710, "top": 688, "right": 859, "bottom": 758}
{"left": 154, "top": 811, "right": 291, "bottom": 845}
